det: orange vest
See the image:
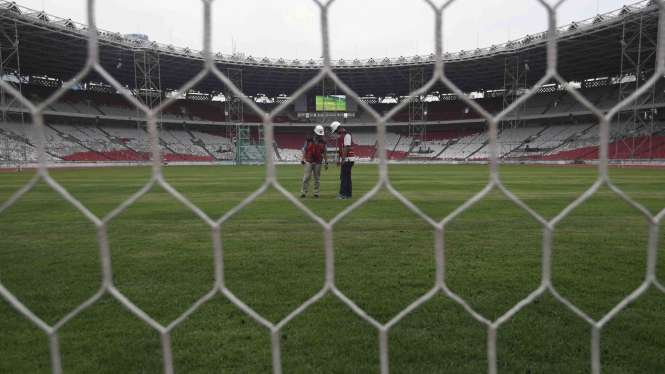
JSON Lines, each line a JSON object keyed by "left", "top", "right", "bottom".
{"left": 305, "top": 138, "right": 326, "bottom": 163}
{"left": 338, "top": 132, "right": 355, "bottom": 159}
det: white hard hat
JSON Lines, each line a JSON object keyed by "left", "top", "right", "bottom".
{"left": 314, "top": 125, "right": 325, "bottom": 136}
{"left": 330, "top": 121, "right": 341, "bottom": 133}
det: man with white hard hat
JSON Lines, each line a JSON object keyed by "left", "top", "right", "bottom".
{"left": 330, "top": 121, "right": 355, "bottom": 199}
{"left": 300, "top": 125, "right": 328, "bottom": 198}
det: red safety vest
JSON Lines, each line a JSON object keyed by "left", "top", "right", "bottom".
{"left": 305, "top": 138, "right": 326, "bottom": 164}
{"left": 338, "top": 132, "right": 355, "bottom": 160}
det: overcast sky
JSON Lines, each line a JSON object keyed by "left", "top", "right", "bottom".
{"left": 17, "top": 0, "right": 639, "bottom": 60}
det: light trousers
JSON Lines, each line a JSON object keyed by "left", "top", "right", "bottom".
{"left": 301, "top": 162, "right": 322, "bottom": 195}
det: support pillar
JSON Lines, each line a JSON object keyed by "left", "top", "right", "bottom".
{"left": 615, "top": 10, "right": 659, "bottom": 159}
{"left": 134, "top": 49, "right": 162, "bottom": 161}
{"left": 501, "top": 56, "right": 527, "bottom": 157}
{"left": 321, "top": 75, "right": 338, "bottom": 125}
{"left": 236, "top": 124, "right": 249, "bottom": 165}
{"left": 405, "top": 68, "right": 427, "bottom": 159}
{"left": 225, "top": 68, "right": 243, "bottom": 163}
{"left": 0, "top": 19, "right": 26, "bottom": 169}
{"left": 258, "top": 124, "right": 266, "bottom": 163}
{"left": 319, "top": 76, "right": 339, "bottom": 162}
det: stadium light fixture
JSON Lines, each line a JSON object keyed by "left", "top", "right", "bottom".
{"left": 524, "top": 60, "right": 530, "bottom": 71}
{"left": 116, "top": 59, "right": 122, "bottom": 69}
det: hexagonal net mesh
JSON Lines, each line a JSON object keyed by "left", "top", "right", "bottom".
{"left": 0, "top": 1, "right": 664, "bottom": 373}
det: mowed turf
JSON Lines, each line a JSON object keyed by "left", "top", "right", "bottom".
{"left": 1, "top": 164, "right": 664, "bottom": 374}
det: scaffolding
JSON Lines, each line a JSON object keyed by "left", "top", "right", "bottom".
{"left": 319, "top": 76, "right": 339, "bottom": 162}
{"left": 257, "top": 124, "right": 266, "bottom": 163}
{"left": 235, "top": 124, "right": 266, "bottom": 165}
{"left": 614, "top": 9, "right": 659, "bottom": 159}
{"left": 404, "top": 68, "right": 427, "bottom": 159}
{"left": 0, "top": 19, "right": 27, "bottom": 169}
{"left": 225, "top": 68, "right": 243, "bottom": 163}
{"left": 133, "top": 50, "right": 162, "bottom": 161}
{"left": 226, "top": 69, "right": 264, "bottom": 166}
{"left": 320, "top": 75, "right": 338, "bottom": 124}
{"left": 235, "top": 124, "right": 249, "bottom": 165}
{"left": 500, "top": 56, "right": 528, "bottom": 157}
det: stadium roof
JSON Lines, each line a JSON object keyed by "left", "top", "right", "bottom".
{"left": 0, "top": 0, "right": 660, "bottom": 98}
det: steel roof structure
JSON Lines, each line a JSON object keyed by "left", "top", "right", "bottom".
{"left": 0, "top": 0, "right": 660, "bottom": 98}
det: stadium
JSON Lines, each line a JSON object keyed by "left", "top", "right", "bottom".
{"left": 0, "top": 0, "right": 664, "bottom": 373}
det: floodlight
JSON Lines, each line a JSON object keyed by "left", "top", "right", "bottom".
{"left": 116, "top": 60, "right": 122, "bottom": 69}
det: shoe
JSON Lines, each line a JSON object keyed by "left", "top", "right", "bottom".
{"left": 345, "top": 196, "right": 352, "bottom": 199}
{"left": 314, "top": 194, "right": 319, "bottom": 198}
{"left": 335, "top": 195, "right": 345, "bottom": 199}
{"left": 301, "top": 194, "right": 306, "bottom": 198}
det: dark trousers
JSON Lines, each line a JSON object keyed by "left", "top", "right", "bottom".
{"left": 339, "top": 161, "right": 354, "bottom": 197}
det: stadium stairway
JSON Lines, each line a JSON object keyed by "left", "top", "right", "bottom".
{"left": 388, "top": 134, "right": 403, "bottom": 159}
{"left": 402, "top": 138, "right": 422, "bottom": 160}
{"left": 186, "top": 131, "right": 220, "bottom": 160}
{"left": 635, "top": 135, "right": 665, "bottom": 158}
{"left": 273, "top": 141, "right": 283, "bottom": 161}
{"left": 465, "top": 129, "right": 501, "bottom": 160}
{"left": 370, "top": 140, "right": 379, "bottom": 161}
{"left": 502, "top": 125, "right": 550, "bottom": 158}
{"left": 165, "top": 129, "right": 205, "bottom": 159}
{"left": 573, "top": 126, "right": 603, "bottom": 160}
{"left": 95, "top": 126, "right": 147, "bottom": 161}
{"left": 0, "top": 130, "right": 64, "bottom": 162}
{"left": 45, "top": 123, "right": 114, "bottom": 161}
{"left": 432, "top": 128, "right": 465, "bottom": 159}
{"left": 41, "top": 142, "right": 66, "bottom": 161}
{"left": 538, "top": 123, "right": 598, "bottom": 159}
{"left": 158, "top": 139, "right": 186, "bottom": 161}
{"left": 646, "top": 138, "right": 665, "bottom": 158}
{"left": 447, "top": 129, "right": 485, "bottom": 159}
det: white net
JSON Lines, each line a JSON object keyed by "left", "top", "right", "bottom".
{"left": 0, "top": 1, "right": 664, "bottom": 374}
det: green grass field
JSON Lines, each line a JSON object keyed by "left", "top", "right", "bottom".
{"left": 316, "top": 95, "right": 346, "bottom": 111}
{"left": 1, "top": 164, "right": 664, "bottom": 373}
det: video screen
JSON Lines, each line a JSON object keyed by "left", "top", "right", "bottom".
{"left": 316, "top": 95, "right": 346, "bottom": 111}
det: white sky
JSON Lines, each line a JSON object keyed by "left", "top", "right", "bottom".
{"left": 17, "top": 0, "right": 639, "bottom": 60}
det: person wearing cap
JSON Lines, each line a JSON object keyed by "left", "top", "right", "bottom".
{"left": 330, "top": 121, "right": 355, "bottom": 199}
{"left": 300, "top": 125, "right": 328, "bottom": 198}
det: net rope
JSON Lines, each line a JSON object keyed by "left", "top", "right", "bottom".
{"left": 0, "top": 0, "right": 664, "bottom": 373}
